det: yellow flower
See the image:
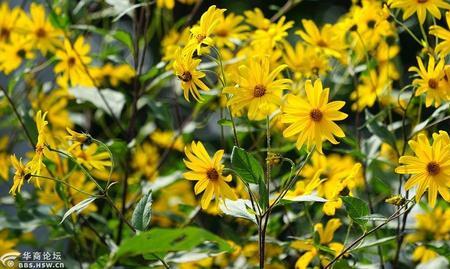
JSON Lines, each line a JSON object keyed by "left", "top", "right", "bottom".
{"left": 409, "top": 56, "right": 449, "bottom": 107}
{"left": 70, "top": 143, "right": 112, "bottom": 172}
{"left": 251, "top": 16, "right": 294, "bottom": 49}
{"left": 0, "top": 137, "right": 10, "bottom": 180}
{"left": 292, "top": 218, "right": 343, "bottom": 269}
{"left": 54, "top": 36, "right": 93, "bottom": 87}
{"left": 296, "top": 20, "right": 345, "bottom": 58}
{"left": 223, "top": 56, "right": 291, "bottom": 120}
{"left": 156, "top": 0, "right": 174, "bottom": 9}
{"left": 351, "top": 69, "right": 391, "bottom": 111}
{"left": 90, "top": 63, "right": 135, "bottom": 86}
{"left": 430, "top": 11, "right": 450, "bottom": 57}
{"left": 213, "top": 13, "right": 249, "bottom": 50}
{"left": 395, "top": 132, "right": 450, "bottom": 207}
{"left": 172, "top": 47, "right": 209, "bottom": 102}
{"left": 0, "top": 3, "right": 23, "bottom": 42}
{"left": 187, "top": 5, "right": 225, "bottom": 55}
{"left": 406, "top": 206, "right": 450, "bottom": 242}
{"left": 0, "top": 229, "right": 18, "bottom": 256}
{"left": 0, "top": 34, "right": 34, "bottom": 74}
{"left": 20, "top": 3, "right": 62, "bottom": 54}
{"left": 9, "top": 155, "right": 30, "bottom": 196}
{"left": 283, "top": 41, "right": 330, "bottom": 79}
{"left": 388, "top": 0, "right": 450, "bottom": 25}
{"left": 412, "top": 245, "right": 439, "bottom": 264}
{"left": 244, "top": 8, "right": 270, "bottom": 30}
{"left": 183, "top": 141, "right": 237, "bottom": 209}
{"left": 28, "top": 111, "right": 48, "bottom": 183}
{"left": 66, "top": 128, "right": 89, "bottom": 151}
{"left": 150, "top": 130, "right": 184, "bottom": 151}
{"left": 281, "top": 80, "right": 348, "bottom": 153}
{"left": 152, "top": 181, "right": 196, "bottom": 227}
{"left": 132, "top": 142, "right": 160, "bottom": 181}
{"left": 38, "top": 171, "right": 98, "bottom": 214}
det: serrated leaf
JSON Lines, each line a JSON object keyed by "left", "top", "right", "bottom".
{"left": 60, "top": 197, "right": 97, "bottom": 224}
{"left": 342, "top": 196, "right": 369, "bottom": 228}
{"left": 131, "top": 190, "right": 152, "bottom": 231}
{"left": 230, "top": 146, "right": 263, "bottom": 185}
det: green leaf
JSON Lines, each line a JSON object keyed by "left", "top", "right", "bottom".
{"left": 342, "top": 196, "right": 369, "bottom": 229}
{"left": 116, "top": 227, "right": 232, "bottom": 258}
{"left": 219, "top": 199, "right": 257, "bottom": 223}
{"left": 258, "top": 180, "right": 268, "bottom": 210}
{"left": 113, "top": 30, "right": 134, "bottom": 52}
{"left": 365, "top": 110, "right": 397, "bottom": 150}
{"left": 69, "top": 86, "right": 126, "bottom": 118}
{"left": 60, "top": 197, "right": 97, "bottom": 224}
{"left": 230, "top": 146, "right": 263, "bottom": 185}
{"left": 131, "top": 190, "right": 152, "bottom": 231}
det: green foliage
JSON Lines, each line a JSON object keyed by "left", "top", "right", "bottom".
{"left": 131, "top": 190, "right": 153, "bottom": 232}
{"left": 342, "top": 196, "right": 369, "bottom": 229}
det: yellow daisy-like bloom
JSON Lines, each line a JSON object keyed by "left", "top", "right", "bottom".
{"left": 0, "top": 137, "right": 10, "bottom": 180}
{"left": 281, "top": 80, "right": 348, "bottom": 153}
{"left": 183, "top": 141, "right": 237, "bottom": 209}
{"left": 409, "top": 56, "right": 449, "bottom": 107}
{"left": 9, "top": 155, "right": 30, "bottom": 196}
{"left": 251, "top": 16, "right": 294, "bottom": 49}
{"left": 223, "top": 56, "right": 291, "bottom": 120}
{"left": 0, "top": 34, "right": 34, "bottom": 75}
{"left": 412, "top": 246, "right": 439, "bottom": 264}
{"left": 0, "top": 3, "right": 23, "bottom": 42}
{"left": 244, "top": 8, "right": 270, "bottom": 30}
{"left": 187, "top": 5, "right": 225, "bottom": 55}
{"left": 388, "top": 0, "right": 450, "bottom": 25}
{"left": 70, "top": 143, "right": 112, "bottom": 172}
{"left": 27, "top": 110, "right": 49, "bottom": 190}
{"left": 66, "top": 127, "right": 89, "bottom": 151}
{"left": 283, "top": 41, "right": 330, "bottom": 80}
{"left": 430, "top": 11, "right": 450, "bottom": 57}
{"left": 350, "top": 69, "right": 391, "bottom": 111}
{"left": 296, "top": 20, "right": 344, "bottom": 59}
{"left": 292, "top": 218, "right": 343, "bottom": 269}
{"left": 150, "top": 130, "right": 184, "bottom": 151}
{"left": 54, "top": 36, "right": 93, "bottom": 87}
{"left": 213, "top": 13, "right": 249, "bottom": 50}
{"left": 406, "top": 206, "right": 450, "bottom": 243}
{"left": 0, "top": 229, "right": 18, "bottom": 256}
{"left": 172, "top": 47, "right": 209, "bottom": 102}
{"left": 90, "top": 63, "right": 135, "bottom": 87}
{"left": 395, "top": 132, "right": 450, "bottom": 207}
{"left": 132, "top": 142, "right": 160, "bottom": 181}
{"left": 20, "top": 3, "right": 62, "bottom": 54}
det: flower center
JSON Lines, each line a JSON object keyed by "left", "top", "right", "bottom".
{"left": 367, "top": 20, "right": 376, "bottom": 29}
{"left": 206, "top": 168, "right": 219, "bottom": 181}
{"left": 310, "top": 108, "right": 323, "bottom": 122}
{"left": 317, "top": 39, "right": 327, "bottom": 47}
{"left": 178, "top": 71, "right": 192, "bottom": 82}
{"left": 253, "top": 84, "right": 266, "bottom": 97}
{"left": 418, "top": 0, "right": 428, "bottom": 3}
{"left": 427, "top": 161, "right": 440, "bottom": 176}
{"left": 16, "top": 49, "right": 26, "bottom": 58}
{"left": 68, "top": 57, "right": 76, "bottom": 67}
{"left": 428, "top": 78, "right": 438, "bottom": 89}
{"left": 196, "top": 34, "right": 206, "bottom": 43}
{"left": 0, "top": 27, "right": 10, "bottom": 39}
{"left": 215, "top": 29, "right": 228, "bottom": 37}
{"left": 36, "top": 27, "right": 47, "bottom": 38}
